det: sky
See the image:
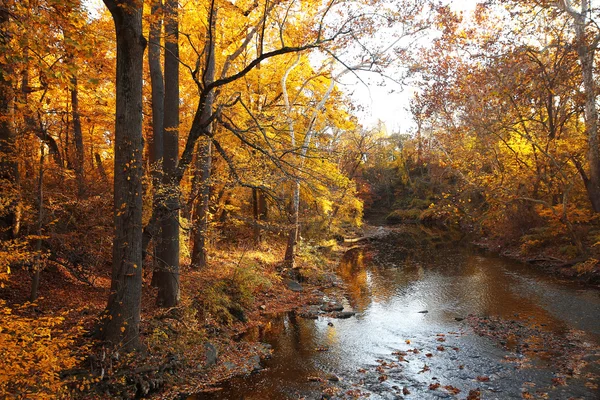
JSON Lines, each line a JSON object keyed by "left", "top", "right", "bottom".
{"left": 344, "top": 1, "right": 482, "bottom": 133}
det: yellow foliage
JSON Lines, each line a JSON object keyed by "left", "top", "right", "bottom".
{"left": 573, "top": 258, "right": 598, "bottom": 276}
{"left": 0, "top": 301, "right": 82, "bottom": 399}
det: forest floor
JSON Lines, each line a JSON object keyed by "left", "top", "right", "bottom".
{"left": 0, "top": 239, "right": 353, "bottom": 399}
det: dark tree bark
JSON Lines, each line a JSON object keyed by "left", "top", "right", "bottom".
{"left": 148, "top": 0, "right": 164, "bottom": 287}
{"left": 95, "top": 152, "right": 109, "bottom": 184}
{"left": 101, "top": 0, "right": 146, "bottom": 351}
{"left": 148, "top": 0, "right": 164, "bottom": 190}
{"left": 0, "top": 7, "right": 19, "bottom": 241}
{"left": 70, "top": 76, "right": 86, "bottom": 197}
{"left": 30, "top": 143, "right": 44, "bottom": 302}
{"left": 190, "top": 139, "right": 211, "bottom": 268}
{"left": 156, "top": 0, "right": 180, "bottom": 307}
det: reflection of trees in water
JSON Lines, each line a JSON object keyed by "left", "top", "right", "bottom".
{"left": 337, "top": 243, "right": 565, "bottom": 335}
{"left": 338, "top": 248, "right": 371, "bottom": 312}
{"left": 459, "top": 254, "right": 565, "bottom": 329}
{"left": 337, "top": 247, "right": 423, "bottom": 310}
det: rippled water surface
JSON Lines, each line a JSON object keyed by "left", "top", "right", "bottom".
{"left": 198, "top": 233, "right": 600, "bottom": 399}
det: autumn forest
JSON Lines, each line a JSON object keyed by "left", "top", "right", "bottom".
{"left": 1, "top": 0, "right": 599, "bottom": 399}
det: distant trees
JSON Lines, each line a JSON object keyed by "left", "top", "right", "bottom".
{"left": 369, "top": 2, "right": 600, "bottom": 254}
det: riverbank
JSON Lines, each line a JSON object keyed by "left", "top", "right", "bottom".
{"left": 471, "top": 235, "right": 600, "bottom": 286}
{"left": 371, "top": 205, "right": 600, "bottom": 286}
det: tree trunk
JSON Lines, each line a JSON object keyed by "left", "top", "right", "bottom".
{"left": 283, "top": 64, "right": 336, "bottom": 265}
{"left": 30, "top": 143, "right": 44, "bottom": 302}
{"left": 578, "top": 41, "right": 600, "bottom": 211}
{"left": 148, "top": 0, "right": 164, "bottom": 287}
{"left": 191, "top": 139, "right": 211, "bottom": 268}
{"left": 556, "top": 1, "right": 600, "bottom": 211}
{"left": 284, "top": 181, "right": 300, "bottom": 264}
{"left": 101, "top": 0, "right": 146, "bottom": 351}
{"left": 94, "top": 152, "right": 109, "bottom": 184}
{"left": 252, "top": 188, "right": 267, "bottom": 245}
{"left": 156, "top": 0, "right": 180, "bottom": 307}
{"left": 71, "top": 76, "right": 86, "bottom": 197}
{"left": 190, "top": 8, "right": 216, "bottom": 269}
{"left": 0, "top": 8, "right": 19, "bottom": 241}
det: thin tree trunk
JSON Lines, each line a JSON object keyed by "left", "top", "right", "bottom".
{"left": 191, "top": 139, "right": 211, "bottom": 268}
{"left": 190, "top": 7, "right": 216, "bottom": 269}
{"left": 30, "top": 143, "right": 44, "bottom": 302}
{"left": 156, "top": 0, "right": 180, "bottom": 307}
{"left": 94, "top": 152, "right": 109, "bottom": 184}
{"left": 101, "top": 0, "right": 146, "bottom": 351}
{"left": 71, "top": 76, "right": 86, "bottom": 197}
{"left": 281, "top": 56, "right": 300, "bottom": 266}
{"left": 579, "top": 43, "right": 600, "bottom": 211}
{"left": 284, "top": 181, "right": 300, "bottom": 263}
{"left": 252, "top": 188, "right": 267, "bottom": 245}
{"left": 283, "top": 62, "right": 337, "bottom": 265}
{"left": 557, "top": 0, "right": 600, "bottom": 211}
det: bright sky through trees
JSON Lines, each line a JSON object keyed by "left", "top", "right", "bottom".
{"left": 345, "top": 0, "right": 482, "bottom": 133}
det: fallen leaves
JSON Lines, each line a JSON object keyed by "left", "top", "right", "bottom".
{"left": 551, "top": 376, "right": 566, "bottom": 386}
{"left": 443, "top": 385, "right": 461, "bottom": 395}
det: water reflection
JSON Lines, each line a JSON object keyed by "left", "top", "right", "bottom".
{"left": 196, "top": 239, "right": 600, "bottom": 399}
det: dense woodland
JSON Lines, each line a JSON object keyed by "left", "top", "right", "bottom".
{"left": 1, "top": 0, "right": 599, "bottom": 398}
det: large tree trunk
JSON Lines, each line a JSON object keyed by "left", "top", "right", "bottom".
{"left": 0, "top": 7, "right": 19, "bottom": 241}
{"left": 156, "top": 0, "right": 180, "bottom": 307}
{"left": 101, "top": 0, "right": 146, "bottom": 351}
{"left": 148, "top": 0, "right": 164, "bottom": 287}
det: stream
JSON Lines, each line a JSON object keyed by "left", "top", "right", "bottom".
{"left": 198, "top": 228, "right": 600, "bottom": 399}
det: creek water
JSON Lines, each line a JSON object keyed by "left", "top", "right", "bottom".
{"left": 198, "top": 229, "right": 600, "bottom": 399}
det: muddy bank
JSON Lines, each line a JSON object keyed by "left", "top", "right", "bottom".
{"left": 471, "top": 236, "right": 600, "bottom": 286}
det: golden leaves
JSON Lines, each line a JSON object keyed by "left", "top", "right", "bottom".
{"left": 0, "top": 301, "right": 82, "bottom": 399}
